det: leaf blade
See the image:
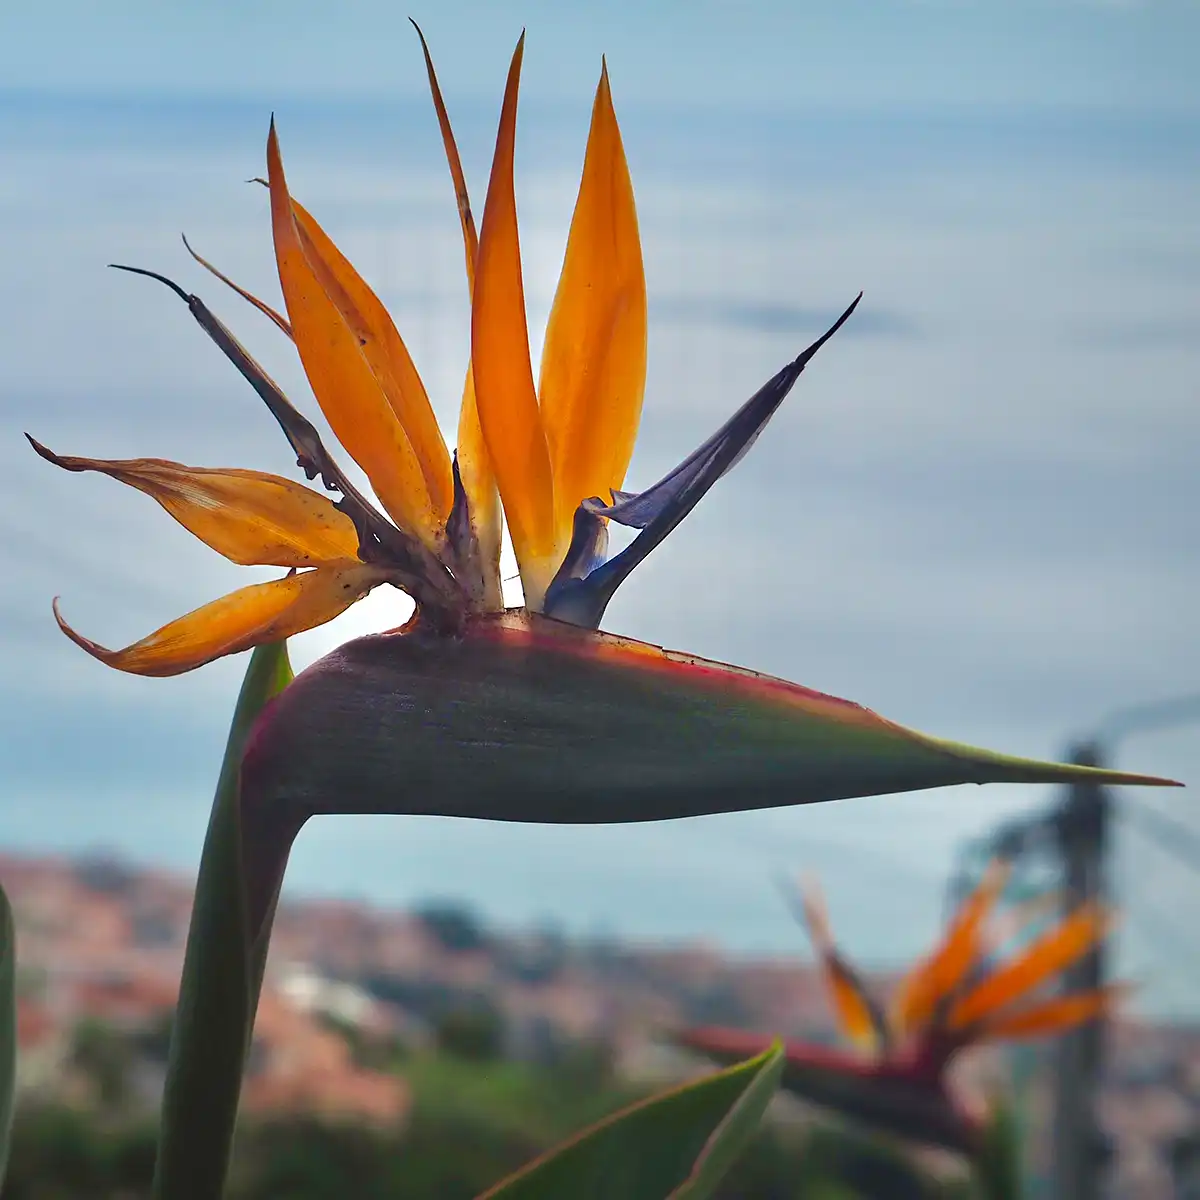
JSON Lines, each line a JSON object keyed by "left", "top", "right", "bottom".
{"left": 0, "top": 880, "right": 15, "bottom": 1186}
{"left": 478, "top": 1046, "right": 782, "bottom": 1200}
{"left": 667, "top": 1044, "right": 784, "bottom": 1200}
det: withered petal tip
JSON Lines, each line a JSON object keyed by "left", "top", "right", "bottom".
{"left": 109, "top": 263, "right": 191, "bottom": 304}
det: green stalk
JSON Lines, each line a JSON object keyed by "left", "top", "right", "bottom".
{"left": 972, "top": 1101, "right": 1023, "bottom": 1200}
{"left": 0, "top": 880, "right": 15, "bottom": 1185}
{"left": 151, "top": 642, "right": 293, "bottom": 1200}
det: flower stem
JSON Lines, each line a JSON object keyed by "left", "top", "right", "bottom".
{"left": 151, "top": 642, "right": 293, "bottom": 1200}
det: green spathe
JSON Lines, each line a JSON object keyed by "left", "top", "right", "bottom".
{"left": 243, "top": 612, "right": 1174, "bottom": 821}
{"left": 235, "top": 610, "right": 1177, "bottom": 943}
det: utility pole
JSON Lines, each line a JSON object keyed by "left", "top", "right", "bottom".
{"left": 1051, "top": 740, "right": 1111, "bottom": 1200}
{"left": 949, "top": 694, "right": 1197, "bottom": 1196}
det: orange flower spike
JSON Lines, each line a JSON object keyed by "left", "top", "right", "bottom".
{"left": 53, "top": 565, "right": 387, "bottom": 678}
{"left": 265, "top": 121, "right": 442, "bottom": 551}
{"left": 946, "top": 903, "right": 1110, "bottom": 1032}
{"left": 471, "top": 34, "right": 559, "bottom": 609}
{"left": 412, "top": 18, "right": 503, "bottom": 609}
{"left": 538, "top": 58, "right": 647, "bottom": 542}
{"left": 800, "top": 880, "right": 883, "bottom": 1053}
{"left": 286, "top": 196, "right": 454, "bottom": 525}
{"left": 891, "top": 858, "right": 1011, "bottom": 1039}
{"left": 678, "top": 876, "right": 1132, "bottom": 1157}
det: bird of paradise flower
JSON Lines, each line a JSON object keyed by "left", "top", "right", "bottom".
{"left": 30, "top": 28, "right": 857, "bottom": 668}
{"left": 23, "top": 30, "right": 1183, "bottom": 1200}
{"left": 27, "top": 30, "right": 1177, "bottom": 947}
{"left": 678, "top": 861, "right": 1123, "bottom": 1155}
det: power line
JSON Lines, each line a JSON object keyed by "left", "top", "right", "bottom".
{"left": 1120, "top": 799, "right": 1200, "bottom": 881}
{"left": 1121, "top": 889, "right": 1200, "bottom": 965}
{"left": 946, "top": 695, "right": 1198, "bottom": 1197}
{"left": 1090, "top": 692, "right": 1200, "bottom": 744}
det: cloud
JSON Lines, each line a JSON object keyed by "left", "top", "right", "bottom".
{"left": 650, "top": 297, "right": 918, "bottom": 337}
{"left": 1064, "top": 316, "right": 1200, "bottom": 349}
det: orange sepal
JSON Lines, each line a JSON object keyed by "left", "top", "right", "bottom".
{"left": 946, "top": 904, "right": 1110, "bottom": 1032}
{"left": 53, "top": 564, "right": 387, "bottom": 677}
{"left": 891, "top": 858, "right": 1010, "bottom": 1040}
{"left": 471, "top": 34, "right": 558, "bottom": 609}
{"left": 266, "top": 121, "right": 440, "bottom": 549}
{"left": 538, "top": 58, "right": 647, "bottom": 543}
{"left": 28, "top": 438, "right": 360, "bottom": 568}
{"left": 287, "top": 195, "right": 454, "bottom": 524}
{"left": 181, "top": 233, "right": 294, "bottom": 339}
{"left": 411, "top": 20, "right": 502, "bottom": 606}
{"left": 974, "top": 986, "right": 1128, "bottom": 1043}
{"left": 800, "top": 879, "right": 883, "bottom": 1053}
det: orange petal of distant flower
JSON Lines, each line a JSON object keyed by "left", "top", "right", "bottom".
{"left": 266, "top": 122, "right": 440, "bottom": 550}
{"left": 946, "top": 905, "right": 1109, "bottom": 1032}
{"left": 181, "top": 233, "right": 294, "bottom": 339}
{"left": 799, "top": 879, "right": 883, "bottom": 1053}
{"left": 538, "top": 59, "right": 647, "bottom": 543}
{"left": 891, "top": 858, "right": 1010, "bottom": 1040}
{"left": 411, "top": 20, "right": 502, "bottom": 607}
{"left": 975, "top": 889, "right": 1061, "bottom": 968}
{"left": 28, "top": 438, "right": 360, "bottom": 568}
{"left": 53, "top": 564, "right": 386, "bottom": 677}
{"left": 287, "top": 195, "right": 454, "bottom": 524}
{"left": 472, "top": 34, "right": 558, "bottom": 609}
{"left": 974, "top": 986, "right": 1126, "bottom": 1043}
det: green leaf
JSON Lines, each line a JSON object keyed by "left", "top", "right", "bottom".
{"left": 0, "top": 879, "right": 15, "bottom": 1185}
{"left": 973, "top": 1100, "right": 1023, "bottom": 1200}
{"left": 476, "top": 1045, "right": 783, "bottom": 1200}
{"left": 151, "top": 640, "right": 293, "bottom": 1200}
{"left": 667, "top": 1042, "right": 785, "bottom": 1199}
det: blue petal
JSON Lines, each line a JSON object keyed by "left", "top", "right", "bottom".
{"left": 544, "top": 292, "right": 861, "bottom": 628}
{"left": 545, "top": 506, "right": 611, "bottom": 598}
{"left": 586, "top": 292, "right": 861, "bottom": 531}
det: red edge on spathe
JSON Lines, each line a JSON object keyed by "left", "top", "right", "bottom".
{"left": 473, "top": 609, "right": 892, "bottom": 728}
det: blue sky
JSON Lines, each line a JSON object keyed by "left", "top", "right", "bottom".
{"left": 3, "top": 0, "right": 1200, "bottom": 110}
{"left": 1, "top": 3, "right": 1198, "bottom": 1013}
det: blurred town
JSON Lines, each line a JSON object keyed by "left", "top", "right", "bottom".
{"left": 3, "top": 851, "right": 1199, "bottom": 1198}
